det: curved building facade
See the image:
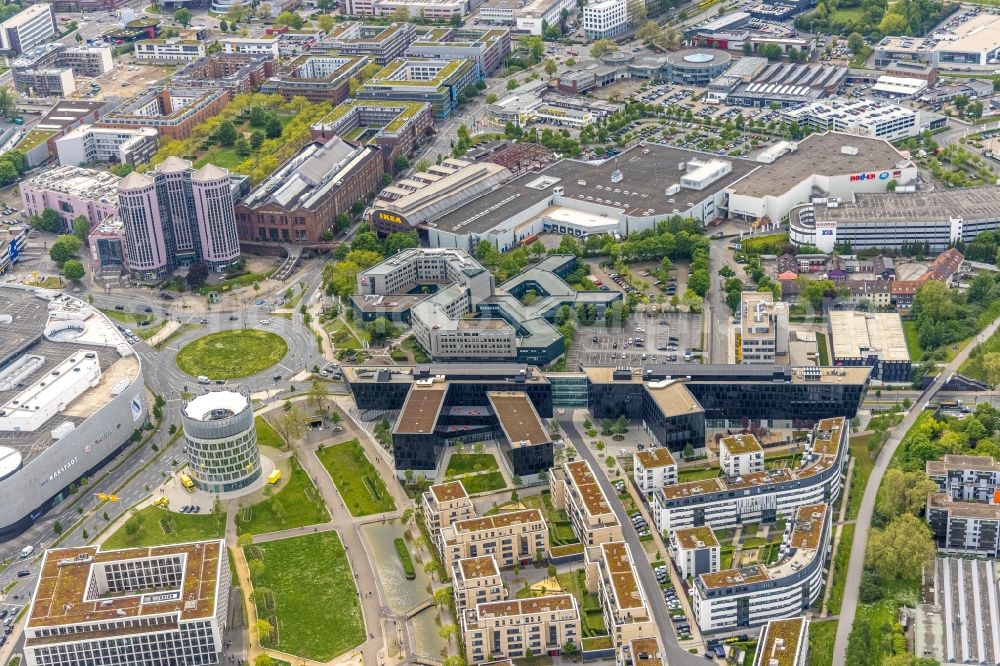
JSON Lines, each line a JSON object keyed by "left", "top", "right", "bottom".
{"left": 181, "top": 391, "right": 261, "bottom": 493}
{"left": 664, "top": 49, "right": 732, "bottom": 85}
{"left": 0, "top": 285, "right": 147, "bottom": 540}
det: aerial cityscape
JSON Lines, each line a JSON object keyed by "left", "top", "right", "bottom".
{"left": 0, "top": 0, "right": 998, "bottom": 663}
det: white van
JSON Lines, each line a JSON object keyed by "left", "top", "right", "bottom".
{"left": 198, "top": 376, "right": 210, "bottom": 384}
{"left": 19, "top": 545, "right": 32, "bottom": 558}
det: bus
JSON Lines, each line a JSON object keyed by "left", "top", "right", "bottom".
{"left": 179, "top": 474, "right": 195, "bottom": 493}
{"left": 267, "top": 470, "right": 282, "bottom": 485}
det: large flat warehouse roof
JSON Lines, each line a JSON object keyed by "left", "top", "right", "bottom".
{"left": 728, "top": 132, "right": 911, "bottom": 198}
{"left": 430, "top": 143, "right": 759, "bottom": 236}
{"left": 814, "top": 186, "right": 1000, "bottom": 224}
{"left": 829, "top": 311, "right": 909, "bottom": 363}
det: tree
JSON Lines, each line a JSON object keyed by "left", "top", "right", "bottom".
{"left": 760, "top": 43, "right": 783, "bottom": 60}
{"left": 72, "top": 215, "right": 90, "bottom": 243}
{"left": 847, "top": 32, "right": 865, "bottom": 55}
{"left": 63, "top": 259, "right": 85, "bottom": 283}
{"left": 683, "top": 443, "right": 695, "bottom": 460}
{"left": 255, "top": 655, "right": 274, "bottom": 666}
{"left": 249, "top": 130, "right": 265, "bottom": 151}
{"left": 0, "top": 86, "right": 16, "bottom": 118}
{"left": 876, "top": 469, "right": 937, "bottom": 522}
{"left": 254, "top": 618, "right": 273, "bottom": 641}
{"left": 507, "top": 78, "right": 518, "bottom": 91}
{"left": 32, "top": 208, "right": 63, "bottom": 233}
{"left": 879, "top": 11, "right": 907, "bottom": 35}
{"left": 186, "top": 262, "right": 209, "bottom": 288}
{"left": 980, "top": 352, "right": 1000, "bottom": 387}
{"left": 637, "top": 20, "right": 662, "bottom": 43}
{"left": 215, "top": 120, "right": 238, "bottom": 147}
{"left": 219, "top": 19, "right": 229, "bottom": 31}
{"left": 865, "top": 513, "right": 935, "bottom": 581}
{"left": 317, "top": 14, "right": 335, "bottom": 32}
{"left": 174, "top": 7, "right": 192, "bottom": 26}
{"left": 50, "top": 235, "right": 82, "bottom": 265}
{"left": 265, "top": 116, "right": 283, "bottom": 139}
{"left": 385, "top": 231, "right": 420, "bottom": 255}
{"left": 275, "top": 10, "right": 305, "bottom": 28}
{"left": 544, "top": 58, "right": 557, "bottom": 76}
{"left": 0, "top": 159, "right": 22, "bottom": 187}
{"left": 590, "top": 38, "right": 616, "bottom": 57}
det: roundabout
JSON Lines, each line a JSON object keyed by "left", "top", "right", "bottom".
{"left": 176, "top": 329, "right": 288, "bottom": 379}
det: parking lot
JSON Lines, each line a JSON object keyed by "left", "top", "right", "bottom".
{"left": 566, "top": 312, "right": 702, "bottom": 369}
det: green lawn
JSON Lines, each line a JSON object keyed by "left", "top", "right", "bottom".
{"left": 194, "top": 146, "right": 246, "bottom": 170}
{"left": 678, "top": 466, "right": 721, "bottom": 483}
{"left": 316, "top": 439, "right": 396, "bottom": 517}
{"left": 808, "top": 619, "right": 837, "bottom": 666}
{"left": 446, "top": 453, "right": 499, "bottom": 476}
{"left": 246, "top": 532, "right": 364, "bottom": 661}
{"left": 176, "top": 330, "right": 288, "bottom": 379}
{"left": 520, "top": 492, "right": 578, "bottom": 545}
{"left": 454, "top": 471, "right": 506, "bottom": 494}
{"left": 326, "top": 320, "right": 361, "bottom": 350}
{"left": 826, "top": 524, "right": 854, "bottom": 615}
{"left": 902, "top": 320, "right": 924, "bottom": 361}
{"left": 103, "top": 505, "right": 225, "bottom": 549}
{"left": 255, "top": 415, "right": 286, "bottom": 449}
{"left": 816, "top": 331, "right": 830, "bottom": 366}
{"left": 846, "top": 434, "right": 878, "bottom": 520}
{"left": 154, "top": 323, "right": 199, "bottom": 351}
{"left": 236, "top": 457, "right": 330, "bottom": 535}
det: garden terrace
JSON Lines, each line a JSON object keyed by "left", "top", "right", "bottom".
{"left": 674, "top": 526, "right": 719, "bottom": 550}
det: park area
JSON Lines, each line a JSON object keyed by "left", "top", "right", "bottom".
{"left": 176, "top": 330, "right": 287, "bottom": 379}
{"left": 245, "top": 531, "right": 365, "bottom": 661}
{"left": 103, "top": 505, "right": 225, "bottom": 549}
{"left": 236, "top": 457, "right": 330, "bottom": 536}
{"left": 316, "top": 439, "right": 396, "bottom": 517}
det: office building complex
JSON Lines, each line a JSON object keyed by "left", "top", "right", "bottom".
{"left": 583, "top": 0, "right": 627, "bottom": 40}
{"left": 97, "top": 87, "right": 229, "bottom": 140}
{"left": 260, "top": 55, "right": 367, "bottom": 103}
{"left": 462, "top": 595, "right": 580, "bottom": 663}
{"left": 346, "top": 363, "right": 554, "bottom": 476}
{"left": 354, "top": 249, "right": 618, "bottom": 365}
{"left": 406, "top": 28, "right": 510, "bottom": 76}
{"left": 692, "top": 504, "right": 831, "bottom": 632}
{"left": 356, "top": 58, "right": 481, "bottom": 119}
{"left": 311, "top": 100, "right": 433, "bottom": 174}
{"left": 651, "top": 418, "right": 847, "bottom": 534}
{"left": 319, "top": 22, "right": 415, "bottom": 65}
{"left": 719, "top": 434, "right": 764, "bottom": 477}
{"left": 24, "top": 540, "right": 229, "bottom": 666}
{"left": 739, "top": 291, "right": 788, "bottom": 365}
{"left": 753, "top": 617, "right": 810, "bottom": 666}
{"left": 550, "top": 459, "right": 624, "bottom": 546}
{"left": 344, "top": 0, "right": 469, "bottom": 18}
{"left": 170, "top": 53, "right": 276, "bottom": 97}
{"left": 220, "top": 37, "right": 280, "bottom": 58}
{"left": 113, "top": 157, "right": 246, "bottom": 280}
{"left": 0, "top": 286, "right": 146, "bottom": 539}
{"left": 55, "top": 125, "right": 159, "bottom": 167}
{"left": 181, "top": 391, "right": 261, "bottom": 494}
{"left": 235, "top": 137, "right": 384, "bottom": 244}
{"left": 0, "top": 4, "right": 56, "bottom": 56}
{"left": 19, "top": 165, "right": 119, "bottom": 231}
{"left": 478, "top": 0, "right": 574, "bottom": 34}
{"left": 11, "top": 43, "right": 113, "bottom": 97}
{"left": 134, "top": 38, "right": 205, "bottom": 62}
{"left": 828, "top": 311, "right": 910, "bottom": 382}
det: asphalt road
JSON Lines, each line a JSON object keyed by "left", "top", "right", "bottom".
{"left": 831, "top": 313, "right": 1000, "bottom": 666}
{"left": 561, "top": 418, "right": 706, "bottom": 666}
{"left": 706, "top": 240, "right": 730, "bottom": 364}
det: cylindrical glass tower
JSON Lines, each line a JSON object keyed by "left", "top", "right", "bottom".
{"left": 181, "top": 391, "right": 261, "bottom": 494}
